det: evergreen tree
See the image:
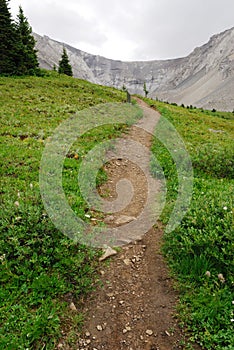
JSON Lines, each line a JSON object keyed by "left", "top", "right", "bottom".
{"left": 143, "top": 82, "right": 149, "bottom": 98}
{"left": 0, "top": 0, "right": 18, "bottom": 75}
{"left": 16, "top": 6, "right": 39, "bottom": 75}
{"left": 58, "top": 48, "right": 73, "bottom": 76}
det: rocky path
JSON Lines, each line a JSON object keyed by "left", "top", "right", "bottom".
{"left": 73, "top": 100, "right": 198, "bottom": 350}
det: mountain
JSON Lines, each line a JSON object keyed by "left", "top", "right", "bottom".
{"left": 34, "top": 27, "right": 234, "bottom": 111}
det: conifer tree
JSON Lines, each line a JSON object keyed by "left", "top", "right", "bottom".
{"left": 58, "top": 48, "right": 73, "bottom": 76}
{"left": 143, "top": 82, "right": 149, "bottom": 97}
{"left": 0, "top": 0, "right": 18, "bottom": 75}
{"left": 16, "top": 6, "right": 39, "bottom": 75}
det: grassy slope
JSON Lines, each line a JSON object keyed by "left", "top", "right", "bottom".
{"left": 147, "top": 100, "right": 234, "bottom": 349}
{"left": 0, "top": 72, "right": 138, "bottom": 349}
{"left": 1, "top": 73, "right": 233, "bottom": 349}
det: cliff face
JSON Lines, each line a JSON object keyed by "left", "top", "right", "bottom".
{"left": 34, "top": 27, "right": 234, "bottom": 111}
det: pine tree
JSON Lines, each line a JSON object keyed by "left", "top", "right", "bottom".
{"left": 143, "top": 82, "right": 149, "bottom": 97}
{"left": 0, "top": 0, "right": 18, "bottom": 75}
{"left": 16, "top": 6, "right": 39, "bottom": 75}
{"left": 58, "top": 48, "right": 73, "bottom": 76}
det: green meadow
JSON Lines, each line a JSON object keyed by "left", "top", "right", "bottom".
{"left": 148, "top": 100, "right": 234, "bottom": 349}
{"left": 0, "top": 72, "right": 233, "bottom": 349}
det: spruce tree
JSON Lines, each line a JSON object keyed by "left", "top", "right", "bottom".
{"left": 58, "top": 48, "right": 73, "bottom": 76}
{"left": 16, "top": 6, "right": 39, "bottom": 75}
{"left": 0, "top": 0, "right": 18, "bottom": 75}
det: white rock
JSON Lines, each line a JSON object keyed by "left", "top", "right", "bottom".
{"left": 69, "top": 302, "right": 77, "bottom": 311}
{"left": 146, "top": 329, "right": 153, "bottom": 336}
{"left": 99, "top": 246, "right": 117, "bottom": 261}
{"left": 114, "top": 215, "right": 136, "bottom": 226}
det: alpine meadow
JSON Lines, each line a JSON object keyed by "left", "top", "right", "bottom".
{"left": 0, "top": 1, "right": 234, "bottom": 349}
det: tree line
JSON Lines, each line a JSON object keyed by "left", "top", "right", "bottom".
{"left": 0, "top": 0, "right": 73, "bottom": 77}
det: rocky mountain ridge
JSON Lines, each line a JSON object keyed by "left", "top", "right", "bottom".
{"left": 34, "top": 27, "right": 234, "bottom": 111}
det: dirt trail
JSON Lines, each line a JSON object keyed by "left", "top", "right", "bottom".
{"left": 74, "top": 100, "right": 197, "bottom": 350}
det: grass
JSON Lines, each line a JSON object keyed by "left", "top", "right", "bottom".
{"left": 0, "top": 71, "right": 141, "bottom": 349}
{"left": 146, "top": 99, "right": 234, "bottom": 349}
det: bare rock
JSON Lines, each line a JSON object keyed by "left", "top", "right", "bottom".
{"left": 99, "top": 246, "right": 117, "bottom": 261}
{"left": 114, "top": 215, "right": 136, "bottom": 226}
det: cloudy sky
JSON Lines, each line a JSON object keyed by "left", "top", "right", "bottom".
{"left": 10, "top": 0, "right": 234, "bottom": 61}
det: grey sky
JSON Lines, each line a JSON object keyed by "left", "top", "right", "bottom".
{"left": 10, "top": 0, "right": 234, "bottom": 61}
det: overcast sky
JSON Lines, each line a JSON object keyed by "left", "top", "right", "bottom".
{"left": 10, "top": 0, "right": 234, "bottom": 61}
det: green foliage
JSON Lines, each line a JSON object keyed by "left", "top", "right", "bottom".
{"left": 0, "top": 0, "right": 18, "bottom": 75}
{"left": 143, "top": 82, "right": 149, "bottom": 97}
{"left": 58, "top": 47, "right": 73, "bottom": 77}
{"left": 0, "top": 74, "right": 130, "bottom": 349}
{"left": 15, "top": 6, "right": 39, "bottom": 75}
{"left": 0, "top": 1, "right": 39, "bottom": 76}
{"left": 148, "top": 99, "right": 234, "bottom": 349}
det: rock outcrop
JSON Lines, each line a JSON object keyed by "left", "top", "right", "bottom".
{"left": 34, "top": 27, "right": 234, "bottom": 111}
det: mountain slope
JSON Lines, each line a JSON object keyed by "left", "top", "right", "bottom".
{"left": 34, "top": 27, "right": 234, "bottom": 111}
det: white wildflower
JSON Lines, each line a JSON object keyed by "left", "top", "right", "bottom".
{"left": 218, "top": 273, "right": 225, "bottom": 283}
{"left": 205, "top": 271, "right": 211, "bottom": 277}
{"left": 0, "top": 254, "right": 6, "bottom": 261}
{"left": 30, "top": 183, "right": 33, "bottom": 189}
{"left": 14, "top": 201, "right": 20, "bottom": 207}
{"left": 223, "top": 206, "right": 228, "bottom": 210}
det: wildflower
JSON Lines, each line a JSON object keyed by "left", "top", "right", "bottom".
{"left": 232, "top": 301, "right": 234, "bottom": 305}
{"left": 0, "top": 254, "right": 6, "bottom": 261}
{"left": 223, "top": 206, "right": 228, "bottom": 210}
{"left": 30, "top": 183, "right": 33, "bottom": 189}
{"left": 14, "top": 201, "right": 20, "bottom": 207}
{"left": 231, "top": 319, "right": 234, "bottom": 322}
{"left": 205, "top": 271, "right": 211, "bottom": 277}
{"left": 17, "top": 191, "right": 20, "bottom": 198}
{"left": 218, "top": 273, "right": 225, "bottom": 283}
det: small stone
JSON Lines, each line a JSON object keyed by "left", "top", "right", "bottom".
{"left": 96, "top": 325, "right": 103, "bottom": 331}
{"left": 146, "top": 329, "right": 153, "bottom": 336}
{"left": 114, "top": 215, "right": 136, "bottom": 226}
{"left": 99, "top": 246, "right": 117, "bottom": 261}
{"left": 85, "top": 331, "right": 90, "bottom": 337}
{"left": 86, "top": 339, "right": 91, "bottom": 344}
{"left": 165, "top": 330, "right": 171, "bottom": 336}
{"left": 123, "top": 258, "right": 131, "bottom": 266}
{"left": 104, "top": 215, "right": 115, "bottom": 223}
{"left": 126, "top": 326, "right": 131, "bottom": 331}
{"left": 119, "top": 300, "right": 124, "bottom": 305}
{"left": 69, "top": 302, "right": 77, "bottom": 311}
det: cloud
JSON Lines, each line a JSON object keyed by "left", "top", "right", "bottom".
{"left": 10, "top": 0, "right": 234, "bottom": 60}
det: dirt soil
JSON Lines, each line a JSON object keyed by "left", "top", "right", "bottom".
{"left": 61, "top": 100, "right": 201, "bottom": 350}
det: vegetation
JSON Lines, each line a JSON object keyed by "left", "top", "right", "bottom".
{"left": 15, "top": 6, "right": 39, "bottom": 76}
{"left": 0, "top": 0, "right": 39, "bottom": 76}
{"left": 0, "top": 63, "right": 233, "bottom": 349}
{"left": 58, "top": 47, "right": 73, "bottom": 77}
{"left": 147, "top": 99, "right": 234, "bottom": 350}
{"left": 143, "top": 82, "right": 149, "bottom": 97}
{"left": 0, "top": 72, "right": 140, "bottom": 349}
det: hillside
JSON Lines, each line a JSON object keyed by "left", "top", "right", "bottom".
{"left": 34, "top": 27, "right": 234, "bottom": 111}
{"left": 0, "top": 73, "right": 233, "bottom": 349}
